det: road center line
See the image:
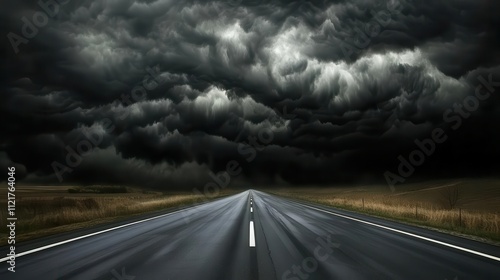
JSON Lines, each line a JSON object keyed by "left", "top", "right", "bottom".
{"left": 303, "top": 204, "right": 500, "bottom": 262}
{"left": 251, "top": 207, "right": 253, "bottom": 213}
{"left": 249, "top": 221, "right": 256, "bottom": 247}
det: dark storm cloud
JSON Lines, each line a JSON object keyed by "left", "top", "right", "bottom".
{"left": 1, "top": 0, "right": 499, "bottom": 188}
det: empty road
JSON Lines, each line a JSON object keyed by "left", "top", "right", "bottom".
{"left": 1, "top": 190, "right": 499, "bottom": 279}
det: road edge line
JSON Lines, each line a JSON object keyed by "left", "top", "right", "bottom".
{"left": 303, "top": 204, "right": 500, "bottom": 262}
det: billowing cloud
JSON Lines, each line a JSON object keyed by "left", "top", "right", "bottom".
{"left": 1, "top": 0, "right": 499, "bottom": 188}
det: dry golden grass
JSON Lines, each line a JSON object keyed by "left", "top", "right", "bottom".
{"left": 269, "top": 178, "right": 500, "bottom": 242}
{"left": 0, "top": 186, "right": 235, "bottom": 244}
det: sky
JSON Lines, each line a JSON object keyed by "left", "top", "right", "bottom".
{"left": 1, "top": 0, "right": 499, "bottom": 189}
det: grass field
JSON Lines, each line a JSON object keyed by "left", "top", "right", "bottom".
{"left": 2, "top": 180, "right": 498, "bottom": 246}
{"left": 0, "top": 185, "right": 235, "bottom": 245}
{"left": 268, "top": 178, "right": 500, "bottom": 244}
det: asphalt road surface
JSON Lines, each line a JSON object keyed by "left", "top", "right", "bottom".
{"left": 1, "top": 190, "right": 499, "bottom": 279}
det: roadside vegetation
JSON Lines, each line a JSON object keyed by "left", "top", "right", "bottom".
{"left": 0, "top": 185, "right": 236, "bottom": 245}
{"left": 269, "top": 178, "right": 500, "bottom": 243}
